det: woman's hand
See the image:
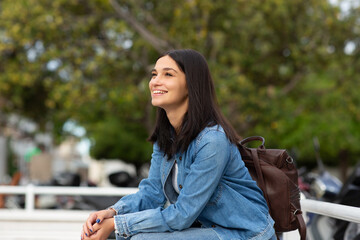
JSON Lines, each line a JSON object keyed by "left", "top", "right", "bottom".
{"left": 81, "top": 209, "right": 116, "bottom": 239}
{"left": 83, "top": 218, "right": 115, "bottom": 240}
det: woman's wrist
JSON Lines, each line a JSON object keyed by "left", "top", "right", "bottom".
{"left": 107, "top": 207, "right": 117, "bottom": 216}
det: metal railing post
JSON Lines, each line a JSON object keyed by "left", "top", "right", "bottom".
{"left": 25, "top": 184, "right": 35, "bottom": 212}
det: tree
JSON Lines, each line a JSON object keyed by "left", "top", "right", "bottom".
{"left": 0, "top": 0, "right": 359, "bottom": 178}
{"left": 0, "top": 0, "right": 155, "bottom": 172}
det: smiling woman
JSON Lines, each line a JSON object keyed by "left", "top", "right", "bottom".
{"left": 149, "top": 56, "right": 189, "bottom": 133}
{"left": 81, "top": 49, "right": 277, "bottom": 240}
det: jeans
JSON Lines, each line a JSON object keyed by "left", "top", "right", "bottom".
{"left": 116, "top": 228, "right": 278, "bottom": 240}
{"left": 116, "top": 228, "right": 219, "bottom": 240}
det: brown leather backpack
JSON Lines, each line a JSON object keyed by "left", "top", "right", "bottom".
{"left": 238, "top": 136, "right": 306, "bottom": 240}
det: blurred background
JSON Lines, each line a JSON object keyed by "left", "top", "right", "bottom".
{"left": 0, "top": 0, "right": 360, "bottom": 198}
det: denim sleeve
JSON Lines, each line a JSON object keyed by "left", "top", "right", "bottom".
{"left": 110, "top": 143, "right": 166, "bottom": 215}
{"left": 114, "top": 130, "right": 230, "bottom": 238}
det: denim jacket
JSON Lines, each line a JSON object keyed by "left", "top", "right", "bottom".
{"left": 111, "top": 125, "right": 275, "bottom": 240}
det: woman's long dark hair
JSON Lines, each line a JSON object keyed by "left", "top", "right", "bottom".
{"left": 148, "top": 49, "right": 240, "bottom": 159}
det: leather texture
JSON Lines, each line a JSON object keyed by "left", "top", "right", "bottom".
{"left": 238, "top": 136, "right": 306, "bottom": 240}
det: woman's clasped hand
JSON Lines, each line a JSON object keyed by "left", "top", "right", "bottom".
{"left": 81, "top": 209, "right": 116, "bottom": 240}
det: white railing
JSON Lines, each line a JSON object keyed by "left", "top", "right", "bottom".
{"left": 0, "top": 184, "right": 138, "bottom": 212}
{"left": 0, "top": 185, "right": 138, "bottom": 240}
{"left": 282, "top": 198, "right": 360, "bottom": 239}
{"left": 301, "top": 198, "right": 360, "bottom": 223}
{"left": 1, "top": 185, "right": 360, "bottom": 240}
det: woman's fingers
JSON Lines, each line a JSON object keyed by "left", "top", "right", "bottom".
{"left": 84, "top": 212, "right": 98, "bottom": 236}
{"left": 88, "top": 218, "right": 115, "bottom": 240}
{"left": 81, "top": 209, "right": 116, "bottom": 239}
{"left": 83, "top": 230, "right": 99, "bottom": 240}
{"left": 91, "top": 220, "right": 105, "bottom": 233}
{"left": 82, "top": 222, "right": 93, "bottom": 239}
{"left": 91, "top": 209, "right": 115, "bottom": 226}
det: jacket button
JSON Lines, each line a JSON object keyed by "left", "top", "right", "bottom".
{"left": 179, "top": 156, "right": 182, "bottom": 160}
{"left": 122, "top": 233, "right": 127, "bottom": 237}
{"left": 212, "top": 225, "right": 216, "bottom": 228}
{"left": 179, "top": 184, "right": 183, "bottom": 189}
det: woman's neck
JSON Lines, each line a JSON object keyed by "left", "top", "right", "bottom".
{"left": 166, "top": 110, "right": 186, "bottom": 134}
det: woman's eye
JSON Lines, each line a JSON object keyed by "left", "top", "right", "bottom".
{"left": 165, "top": 72, "right": 173, "bottom": 77}
{"left": 151, "top": 73, "right": 157, "bottom": 78}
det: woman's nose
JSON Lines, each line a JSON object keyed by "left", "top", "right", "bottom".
{"left": 150, "top": 75, "right": 161, "bottom": 86}
{"left": 149, "top": 76, "right": 160, "bottom": 89}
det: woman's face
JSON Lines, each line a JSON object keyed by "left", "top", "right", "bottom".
{"left": 149, "top": 55, "right": 188, "bottom": 114}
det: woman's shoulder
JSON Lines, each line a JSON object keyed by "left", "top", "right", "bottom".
{"left": 195, "top": 124, "right": 227, "bottom": 143}
{"left": 189, "top": 125, "right": 233, "bottom": 158}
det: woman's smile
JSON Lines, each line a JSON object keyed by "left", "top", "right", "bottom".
{"left": 152, "top": 89, "right": 168, "bottom": 95}
{"left": 149, "top": 55, "right": 188, "bottom": 115}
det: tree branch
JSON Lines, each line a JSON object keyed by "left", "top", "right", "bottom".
{"left": 109, "top": 0, "right": 173, "bottom": 53}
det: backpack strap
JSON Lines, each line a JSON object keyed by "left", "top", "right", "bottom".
{"left": 295, "top": 209, "right": 307, "bottom": 240}
{"left": 250, "top": 148, "right": 270, "bottom": 207}
{"left": 240, "top": 136, "right": 265, "bottom": 148}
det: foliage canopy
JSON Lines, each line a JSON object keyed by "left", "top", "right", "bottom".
{"left": 1, "top": 0, "right": 359, "bottom": 173}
